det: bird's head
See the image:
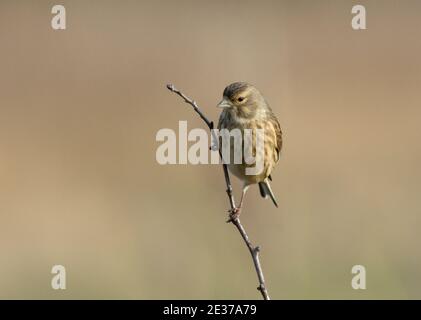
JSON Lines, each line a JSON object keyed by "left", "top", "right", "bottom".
{"left": 217, "top": 82, "right": 266, "bottom": 117}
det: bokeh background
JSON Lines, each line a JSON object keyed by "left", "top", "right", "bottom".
{"left": 0, "top": 0, "right": 420, "bottom": 299}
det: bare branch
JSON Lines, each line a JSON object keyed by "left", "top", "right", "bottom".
{"left": 166, "top": 83, "right": 271, "bottom": 300}
{"left": 166, "top": 84, "right": 213, "bottom": 129}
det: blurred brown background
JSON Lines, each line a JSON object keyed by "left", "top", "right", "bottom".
{"left": 0, "top": 0, "right": 420, "bottom": 299}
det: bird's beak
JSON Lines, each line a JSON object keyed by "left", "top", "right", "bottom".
{"left": 217, "top": 98, "right": 232, "bottom": 108}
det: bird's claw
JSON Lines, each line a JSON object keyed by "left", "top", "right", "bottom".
{"left": 226, "top": 207, "right": 241, "bottom": 223}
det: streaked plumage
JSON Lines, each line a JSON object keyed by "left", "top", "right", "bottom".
{"left": 217, "top": 82, "right": 282, "bottom": 214}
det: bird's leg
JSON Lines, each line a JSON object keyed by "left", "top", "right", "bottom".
{"left": 228, "top": 185, "right": 249, "bottom": 221}
{"left": 237, "top": 185, "right": 249, "bottom": 212}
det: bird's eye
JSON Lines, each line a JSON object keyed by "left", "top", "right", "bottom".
{"left": 237, "top": 97, "right": 245, "bottom": 102}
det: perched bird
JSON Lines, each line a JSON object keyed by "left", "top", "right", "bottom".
{"left": 217, "top": 82, "right": 282, "bottom": 216}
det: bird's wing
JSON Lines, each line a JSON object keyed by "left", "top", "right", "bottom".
{"left": 268, "top": 112, "right": 283, "bottom": 160}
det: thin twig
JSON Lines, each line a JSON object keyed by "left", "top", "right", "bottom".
{"left": 166, "top": 83, "right": 271, "bottom": 300}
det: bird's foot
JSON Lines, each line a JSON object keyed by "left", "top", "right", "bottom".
{"left": 227, "top": 207, "right": 241, "bottom": 223}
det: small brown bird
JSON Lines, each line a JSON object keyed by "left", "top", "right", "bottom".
{"left": 217, "top": 82, "right": 282, "bottom": 216}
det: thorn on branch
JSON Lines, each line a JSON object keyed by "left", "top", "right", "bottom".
{"left": 257, "top": 285, "right": 266, "bottom": 292}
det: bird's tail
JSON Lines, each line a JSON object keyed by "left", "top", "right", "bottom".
{"left": 258, "top": 180, "right": 278, "bottom": 208}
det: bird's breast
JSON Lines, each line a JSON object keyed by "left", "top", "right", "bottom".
{"left": 218, "top": 112, "right": 275, "bottom": 183}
